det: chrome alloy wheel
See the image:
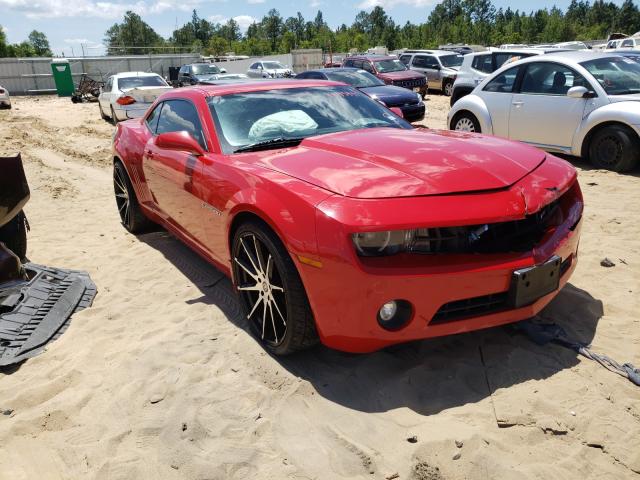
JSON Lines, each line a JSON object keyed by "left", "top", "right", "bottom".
{"left": 113, "top": 166, "right": 131, "bottom": 228}
{"left": 455, "top": 117, "right": 476, "bottom": 132}
{"left": 234, "top": 233, "right": 287, "bottom": 344}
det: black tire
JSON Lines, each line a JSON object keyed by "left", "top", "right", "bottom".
{"left": 110, "top": 106, "right": 119, "bottom": 125}
{"left": 451, "top": 111, "right": 481, "bottom": 133}
{"left": 99, "top": 102, "right": 109, "bottom": 121}
{"left": 0, "top": 211, "right": 28, "bottom": 261}
{"left": 231, "top": 219, "right": 318, "bottom": 355}
{"left": 443, "top": 80, "right": 454, "bottom": 97}
{"left": 113, "top": 161, "right": 154, "bottom": 234}
{"left": 588, "top": 125, "right": 640, "bottom": 172}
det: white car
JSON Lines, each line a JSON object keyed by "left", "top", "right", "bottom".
{"left": 448, "top": 51, "right": 640, "bottom": 172}
{"left": 246, "top": 61, "right": 295, "bottom": 78}
{"left": 98, "top": 72, "right": 172, "bottom": 123}
{"left": 0, "top": 85, "right": 11, "bottom": 109}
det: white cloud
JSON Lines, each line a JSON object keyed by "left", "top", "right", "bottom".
{"left": 309, "top": 0, "right": 322, "bottom": 7}
{"left": 358, "top": 0, "right": 436, "bottom": 8}
{"left": 246, "top": 0, "right": 264, "bottom": 4}
{"left": 0, "top": 0, "right": 202, "bottom": 19}
{"left": 207, "top": 14, "right": 256, "bottom": 32}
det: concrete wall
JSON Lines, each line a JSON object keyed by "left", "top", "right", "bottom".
{"left": 0, "top": 53, "right": 200, "bottom": 95}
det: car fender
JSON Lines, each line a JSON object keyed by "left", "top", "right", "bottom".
{"left": 573, "top": 101, "right": 640, "bottom": 156}
{"left": 447, "top": 94, "right": 494, "bottom": 134}
{"left": 224, "top": 174, "right": 333, "bottom": 264}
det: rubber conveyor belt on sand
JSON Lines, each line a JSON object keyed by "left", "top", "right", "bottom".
{"left": 0, "top": 263, "right": 97, "bottom": 367}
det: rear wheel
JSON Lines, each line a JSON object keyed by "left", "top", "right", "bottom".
{"left": 110, "top": 106, "right": 119, "bottom": 125}
{"left": 451, "top": 112, "right": 481, "bottom": 133}
{"left": 588, "top": 125, "right": 639, "bottom": 172}
{"left": 232, "top": 220, "right": 318, "bottom": 355}
{"left": 113, "top": 161, "right": 154, "bottom": 233}
{"left": 443, "top": 81, "right": 454, "bottom": 97}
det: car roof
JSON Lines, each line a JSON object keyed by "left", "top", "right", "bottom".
{"left": 515, "top": 50, "right": 624, "bottom": 65}
{"left": 159, "top": 80, "right": 346, "bottom": 100}
{"left": 402, "top": 50, "right": 461, "bottom": 56}
{"left": 112, "top": 71, "right": 160, "bottom": 78}
{"left": 301, "top": 67, "right": 360, "bottom": 74}
{"left": 347, "top": 55, "right": 396, "bottom": 60}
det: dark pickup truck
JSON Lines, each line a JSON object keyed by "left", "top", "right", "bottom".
{"left": 342, "top": 55, "right": 427, "bottom": 96}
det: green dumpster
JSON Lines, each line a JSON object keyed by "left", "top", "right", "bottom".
{"left": 50, "top": 59, "right": 75, "bottom": 97}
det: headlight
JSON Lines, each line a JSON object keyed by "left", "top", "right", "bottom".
{"left": 352, "top": 230, "right": 414, "bottom": 256}
{"left": 415, "top": 92, "right": 422, "bottom": 102}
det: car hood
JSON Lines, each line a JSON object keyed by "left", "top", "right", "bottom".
{"left": 377, "top": 70, "right": 425, "bottom": 81}
{"left": 359, "top": 85, "right": 419, "bottom": 105}
{"left": 250, "top": 128, "right": 546, "bottom": 199}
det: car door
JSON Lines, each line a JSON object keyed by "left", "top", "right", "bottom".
{"left": 414, "top": 55, "right": 439, "bottom": 89}
{"left": 478, "top": 65, "right": 522, "bottom": 138}
{"left": 142, "top": 99, "right": 209, "bottom": 238}
{"left": 99, "top": 76, "right": 113, "bottom": 110}
{"left": 509, "top": 62, "right": 590, "bottom": 149}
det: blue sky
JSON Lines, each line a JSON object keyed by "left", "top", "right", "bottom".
{"left": 0, "top": 0, "right": 626, "bottom": 56}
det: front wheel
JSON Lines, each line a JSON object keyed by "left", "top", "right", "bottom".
{"left": 232, "top": 220, "right": 318, "bottom": 355}
{"left": 589, "top": 125, "right": 639, "bottom": 172}
{"left": 451, "top": 112, "right": 481, "bottom": 133}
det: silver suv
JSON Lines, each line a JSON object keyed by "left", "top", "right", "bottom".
{"left": 399, "top": 50, "right": 464, "bottom": 96}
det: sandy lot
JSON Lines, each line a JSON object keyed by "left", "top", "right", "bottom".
{"left": 0, "top": 94, "right": 639, "bottom": 480}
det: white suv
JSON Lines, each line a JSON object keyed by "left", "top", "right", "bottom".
{"left": 451, "top": 49, "right": 557, "bottom": 106}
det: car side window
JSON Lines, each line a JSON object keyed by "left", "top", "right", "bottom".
{"left": 399, "top": 55, "right": 412, "bottom": 65}
{"left": 249, "top": 63, "right": 258, "bottom": 69}
{"left": 622, "top": 39, "right": 634, "bottom": 48}
{"left": 156, "top": 100, "right": 206, "bottom": 150}
{"left": 343, "top": 59, "right": 353, "bottom": 67}
{"left": 472, "top": 54, "right": 493, "bottom": 73}
{"left": 104, "top": 77, "right": 113, "bottom": 92}
{"left": 422, "top": 56, "right": 439, "bottom": 69}
{"left": 484, "top": 66, "right": 521, "bottom": 93}
{"left": 412, "top": 55, "right": 430, "bottom": 68}
{"left": 351, "top": 60, "right": 363, "bottom": 69}
{"left": 145, "top": 102, "right": 163, "bottom": 133}
{"left": 361, "top": 61, "right": 374, "bottom": 73}
{"left": 520, "top": 62, "right": 589, "bottom": 96}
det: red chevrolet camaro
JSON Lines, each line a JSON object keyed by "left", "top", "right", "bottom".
{"left": 112, "top": 80, "right": 583, "bottom": 355}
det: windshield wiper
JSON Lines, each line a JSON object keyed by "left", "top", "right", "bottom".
{"left": 234, "top": 137, "right": 305, "bottom": 153}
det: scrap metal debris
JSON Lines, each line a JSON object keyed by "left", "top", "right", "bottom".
{"left": 514, "top": 320, "right": 640, "bottom": 387}
{"left": 600, "top": 258, "right": 616, "bottom": 267}
{"left": 0, "top": 262, "right": 96, "bottom": 367}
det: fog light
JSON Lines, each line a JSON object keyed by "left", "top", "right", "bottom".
{"left": 379, "top": 301, "right": 397, "bottom": 322}
{"left": 377, "top": 299, "right": 413, "bottom": 331}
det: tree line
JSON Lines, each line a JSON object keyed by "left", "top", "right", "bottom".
{"left": 0, "top": 29, "right": 52, "bottom": 57}
{"left": 103, "top": 1, "right": 640, "bottom": 57}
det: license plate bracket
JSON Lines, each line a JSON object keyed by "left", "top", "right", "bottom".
{"left": 508, "top": 256, "right": 561, "bottom": 308}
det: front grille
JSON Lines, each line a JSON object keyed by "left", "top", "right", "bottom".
{"left": 408, "top": 198, "right": 561, "bottom": 255}
{"left": 393, "top": 78, "right": 426, "bottom": 89}
{"left": 431, "top": 292, "right": 509, "bottom": 324}
{"left": 430, "top": 256, "right": 573, "bottom": 324}
{"left": 387, "top": 99, "right": 420, "bottom": 108}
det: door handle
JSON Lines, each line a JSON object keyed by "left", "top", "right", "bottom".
{"left": 512, "top": 101, "right": 524, "bottom": 106}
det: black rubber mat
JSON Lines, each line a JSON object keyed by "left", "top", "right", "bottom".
{"left": 0, "top": 263, "right": 97, "bottom": 366}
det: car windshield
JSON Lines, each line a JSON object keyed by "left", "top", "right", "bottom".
{"left": 373, "top": 59, "right": 407, "bottom": 73}
{"left": 208, "top": 86, "right": 412, "bottom": 154}
{"left": 581, "top": 56, "right": 640, "bottom": 95}
{"left": 192, "top": 64, "right": 221, "bottom": 75}
{"left": 440, "top": 54, "right": 464, "bottom": 68}
{"left": 325, "top": 70, "right": 384, "bottom": 88}
{"left": 262, "top": 62, "right": 286, "bottom": 69}
{"left": 118, "top": 76, "right": 167, "bottom": 90}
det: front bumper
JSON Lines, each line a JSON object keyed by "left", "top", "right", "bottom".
{"left": 399, "top": 103, "right": 426, "bottom": 122}
{"left": 299, "top": 157, "right": 583, "bottom": 353}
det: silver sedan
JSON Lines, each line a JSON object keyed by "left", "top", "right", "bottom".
{"left": 448, "top": 51, "right": 640, "bottom": 172}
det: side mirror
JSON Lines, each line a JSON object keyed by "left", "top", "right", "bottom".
{"left": 155, "top": 131, "right": 205, "bottom": 156}
{"left": 220, "top": 68, "right": 227, "bottom": 73}
{"left": 389, "top": 107, "right": 404, "bottom": 118}
{"left": 567, "top": 86, "right": 595, "bottom": 98}
{"left": 257, "top": 65, "right": 263, "bottom": 70}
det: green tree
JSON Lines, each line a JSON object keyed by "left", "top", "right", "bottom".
{"left": 28, "top": 30, "right": 52, "bottom": 56}
{"left": 104, "top": 11, "right": 165, "bottom": 55}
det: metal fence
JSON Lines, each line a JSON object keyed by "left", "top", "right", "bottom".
{"left": 0, "top": 53, "right": 201, "bottom": 95}
{"left": 0, "top": 51, "right": 325, "bottom": 95}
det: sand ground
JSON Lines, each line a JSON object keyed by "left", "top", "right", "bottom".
{"left": 0, "top": 94, "right": 639, "bottom": 480}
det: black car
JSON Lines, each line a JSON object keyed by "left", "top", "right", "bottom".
{"left": 178, "top": 63, "right": 228, "bottom": 86}
{"left": 295, "top": 67, "right": 426, "bottom": 122}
